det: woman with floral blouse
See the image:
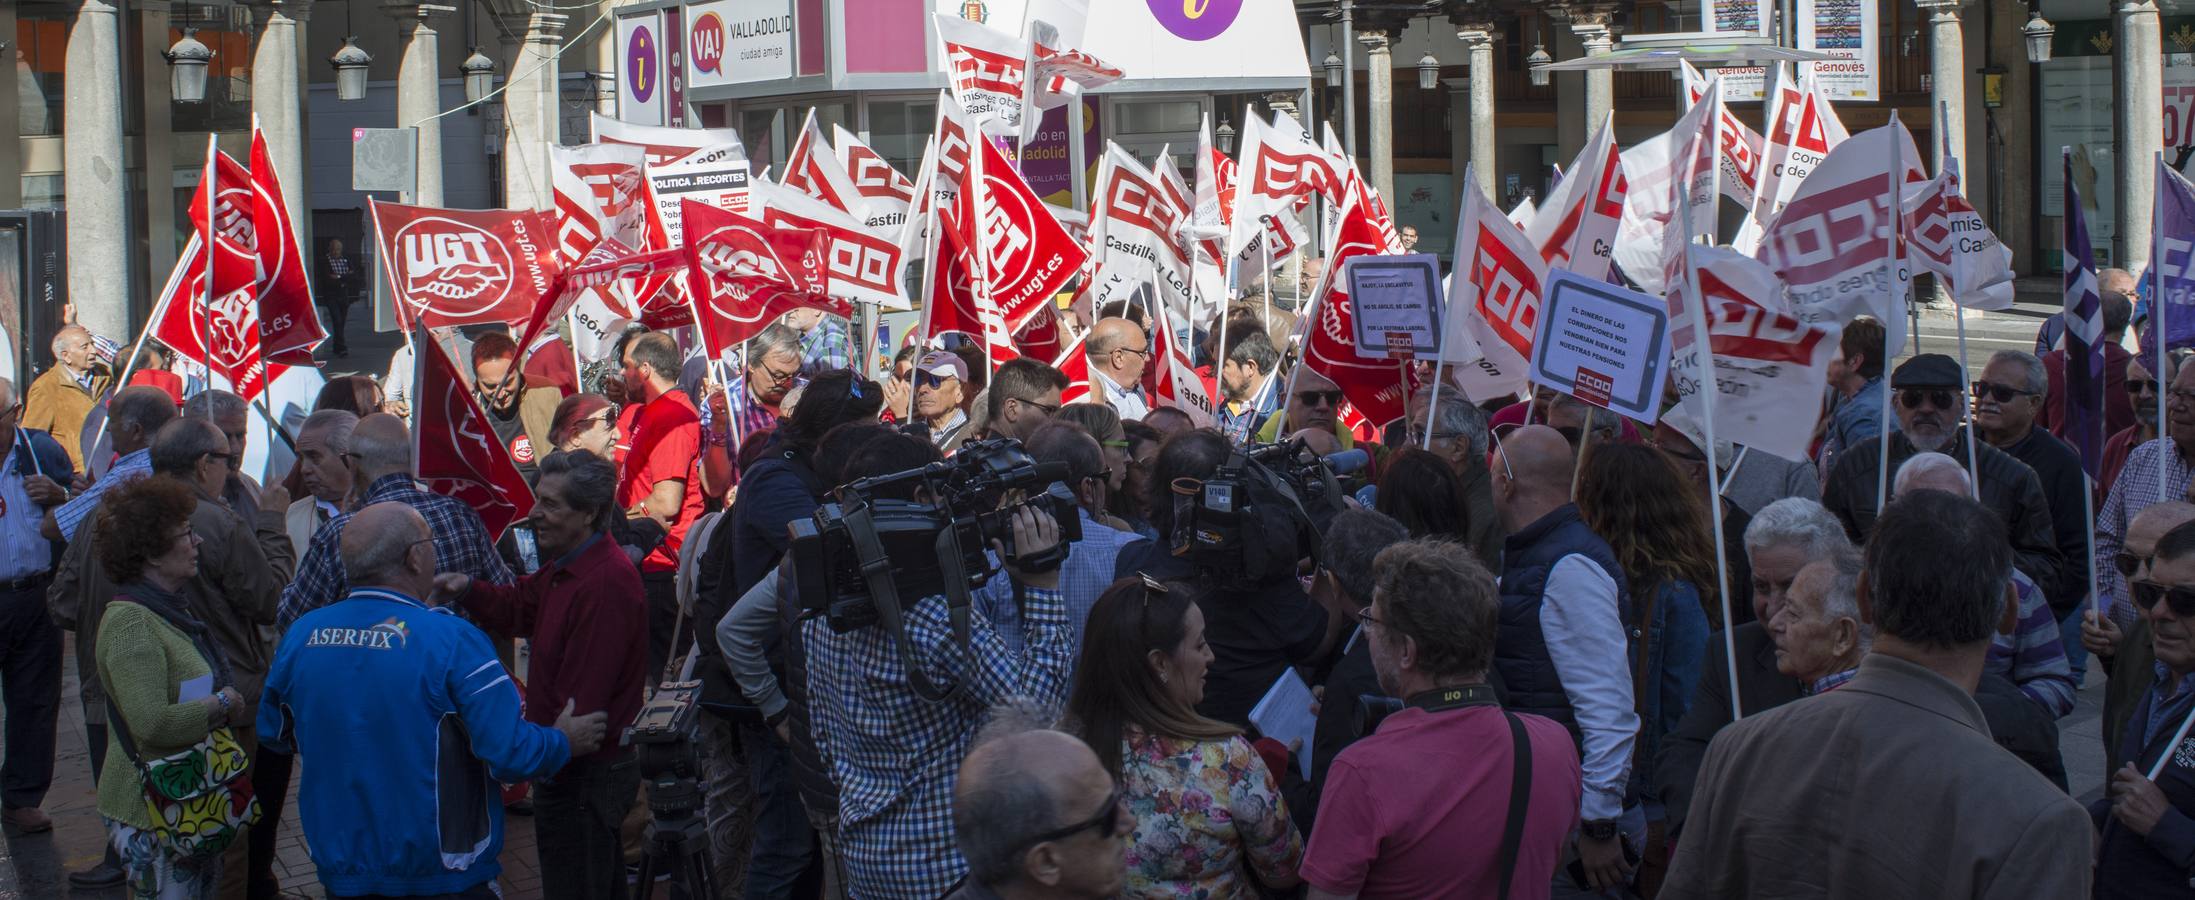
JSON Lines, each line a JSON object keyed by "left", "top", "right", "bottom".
{"left": 1065, "top": 575, "right": 1303, "bottom": 898}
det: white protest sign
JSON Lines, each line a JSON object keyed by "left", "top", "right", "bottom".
{"left": 1346, "top": 253, "right": 1444, "bottom": 359}
{"left": 1527, "top": 269, "right": 1671, "bottom": 423}
{"left": 646, "top": 143, "right": 753, "bottom": 245}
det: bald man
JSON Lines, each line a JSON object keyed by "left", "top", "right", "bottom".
{"left": 23, "top": 324, "right": 111, "bottom": 473}
{"left": 277, "top": 413, "right": 513, "bottom": 629}
{"left": 1084, "top": 317, "right": 1151, "bottom": 420}
{"left": 259, "top": 502, "right": 605, "bottom": 899}
{"left": 948, "top": 719, "right": 1127, "bottom": 899}
{"left": 2091, "top": 501, "right": 2195, "bottom": 767}
{"left": 1489, "top": 424, "right": 1640, "bottom": 891}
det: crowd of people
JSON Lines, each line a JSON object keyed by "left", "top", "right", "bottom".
{"left": 0, "top": 266, "right": 2188, "bottom": 900}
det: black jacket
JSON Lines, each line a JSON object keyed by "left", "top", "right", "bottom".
{"left": 2092, "top": 667, "right": 2195, "bottom": 899}
{"left": 1821, "top": 431, "right": 2063, "bottom": 604}
{"left": 1997, "top": 427, "right": 2096, "bottom": 616}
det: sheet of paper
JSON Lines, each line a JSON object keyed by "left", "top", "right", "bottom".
{"left": 178, "top": 674, "right": 214, "bottom": 703}
{"left": 1249, "top": 668, "right": 1317, "bottom": 782}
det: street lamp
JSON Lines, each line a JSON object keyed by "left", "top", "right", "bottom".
{"left": 461, "top": 47, "right": 497, "bottom": 102}
{"left": 1417, "top": 50, "right": 1441, "bottom": 90}
{"left": 2024, "top": 10, "right": 2055, "bottom": 64}
{"left": 1216, "top": 119, "right": 1236, "bottom": 154}
{"left": 1325, "top": 51, "right": 1344, "bottom": 87}
{"left": 165, "top": 27, "right": 214, "bottom": 104}
{"left": 330, "top": 37, "right": 373, "bottom": 101}
{"left": 1528, "top": 43, "right": 1552, "bottom": 87}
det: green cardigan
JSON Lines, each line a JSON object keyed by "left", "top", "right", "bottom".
{"left": 94, "top": 601, "right": 215, "bottom": 829}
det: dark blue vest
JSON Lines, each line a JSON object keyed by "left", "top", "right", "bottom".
{"left": 1494, "top": 503, "right": 1630, "bottom": 744}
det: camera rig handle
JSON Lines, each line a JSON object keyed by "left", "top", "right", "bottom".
{"left": 839, "top": 502, "right": 972, "bottom": 704}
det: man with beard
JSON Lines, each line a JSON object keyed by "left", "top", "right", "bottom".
{"left": 469, "top": 331, "right": 561, "bottom": 482}
{"left": 1822, "top": 353, "right": 2063, "bottom": 604}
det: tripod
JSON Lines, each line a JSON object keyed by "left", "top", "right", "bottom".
{"left": 631, "top": 771, "right": 715, "bottom": 900}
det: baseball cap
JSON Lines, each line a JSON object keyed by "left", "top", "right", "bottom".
{"left": 918, "top": 350, "right": 968, "bottom": 382}
{"left": 1890, "top": 353, "right": 1965, "bottom": 389}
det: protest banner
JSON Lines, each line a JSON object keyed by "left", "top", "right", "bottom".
{"left": 368, "top": 201, "right": 565, "bottom": 331}
{"left": 936, "top": 13, "right": 1033, "bottom": 138}
{"left": 1344, "top": 253, "right": 1443, "bottom": 359}
{"left": 1527, "top": 269, "right": 1670, "bottom": 424}
{"left": 248, "top": 120, "right": 324, "bottom": 366}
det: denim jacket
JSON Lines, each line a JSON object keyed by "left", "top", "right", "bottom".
{"left": 1626, "top": 579, "right": 1711, "bottom": 816}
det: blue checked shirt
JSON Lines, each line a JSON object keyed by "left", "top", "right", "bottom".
{"left": 803, "top": 585, "right": 1074, "bottom": 900}
{"left": 798, "top": 318, "right": 852, "bottom": 378}
{"left": 53, "top": 448, "right": 152, "bottom": 541}
{"left": 2098, "top": 438, "right": 2195, "bottom": 629}
{"left": 973, "top": 509, "right": 1139, "bottom": 659}
{"left": 277, "top": 474, "right": 515, "bottom": 631}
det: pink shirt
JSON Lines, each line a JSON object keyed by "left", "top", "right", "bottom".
{"left": 1301, "top": 706, "right": 1583, "bottom": 900}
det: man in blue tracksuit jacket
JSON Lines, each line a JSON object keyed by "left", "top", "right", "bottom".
{"left": 258, "top": 503, "right": 608, "bottom": 899}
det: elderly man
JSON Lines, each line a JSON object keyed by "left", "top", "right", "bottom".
{"left": 278, "top": 414, "right": 514, "bottom": 629}
{"left": 1260, "top": 366, "right": 1353, "bottom": 446}
{"left": 985, "top": 358, "right": 1068, "bottom": 443}
{"left": 1406, "top": 385, "right": 1501, "bottom": 568}
{"left": 184, "top": 389, "right": 264, "bottom": 516}
{"left": 2093, "top": 519, "right": 2195, "bottom": 898}
{"left": 42, "top": 385, "right": 174, "bottom": 542}
{"left": 1974, "top": 349, "right": 2096, "bottom": 673}
{"left": 469, "top": 331, "right": 561, "bottom": 480}
{"left": 0, "top": 377, "right": 73, "bottom": 837}
{"left": 24, "top": 324, "right": 111, "bottom": 472}
{"left": 259, "top": 502, "right": 606, "bottom": 899}
{"left": 1768, "top": 553, "right": 1868, "bottom": 695}
{"left": 1084, "top": 317, "right": 1152, "bottom": 421}
{"left": 716, "top": 324, "right": 805, "bottom": 449}
{"left": 2087, "top": 501, "right": 2195, "bottom": 769}
{"left": 2099, "top": 358, "right": 2195, "bottom": 628}
{"left": 946, "top": 710, "right": 1129, "bottom": 900}
{"left": 285, "top": 410, "right": 359, "bottom": 555}
{"left": 1662, "top": 491, "right": 2092, "bottom": 897}
{"left": 1822, "top": 353, "right": 2063, "bottom": 607}
{"left": 2103, "top": 353, "right": 2177, "bottom": 491}
{"left": 915, "top": 350, "right": 975, "bottom": 451}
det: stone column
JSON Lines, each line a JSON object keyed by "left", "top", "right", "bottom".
{"left": 1570, "top": 13, "right": 1614, "bottom": 135}
{"left": 1916, "top": 0, "right": 1967, "bottom": 173}
{"left": 499, "top": 12, "right": 568, "bottom": 211}
{"left": 1360, "top": 29, "right": 1396, "bottom": 204}
{"left": 64, "top": 0, "right": 128, "bottom": 338}
{"left": 252, "top": 1, "right": 312, "bottom": 234}
{"left": 385, "top": 3, "right": 454, "bottom": 206}
{"left": 1456, "top": 28, "right": 1497, "bottom": 199}
{"left": 2118, "top": 0, "right": 2163, "bottom": 270}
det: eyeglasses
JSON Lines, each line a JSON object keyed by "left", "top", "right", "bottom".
{"left": 915, "top": 371, "right": 955, "bottom": 390}
{"left": 1114, "top": 345, "right": 1153, "bottom": 359}
{"left": 203, "top": 451, "right": 234, "bottom": 464}
{"left": 1012, "top": 397, "right": 1061, "bottom": 415}
{"left": 1355, "top": 606, "right": 1385, "bottom": 630}
{"left": 1085, "top": 468, "right": 1115, "bottom": 486}
{"left": 1488, "top": 428, "right": 1515, "bottom": 483}
{"left": 2116, "top": 550, "right": 2153, "bottom": 580}
{"left": 1897, "top": 388, "right": 1958, "bottom": 411}
{"left": 1971, "top": 381, "right": 2036, "bottom": 404}
{"left": 2133, "top": 579, "right": 2195, "bottom": 618}
{"left": 577, "top": 412, "right": 615, "bottom": 431}
{"left": 1017, "top": 782, "right": 1126, "bottom": 850}
{"left": 1296, "top": 389, "right": 1345, "bottom": 408}
{"left": 2130, "top": 379, "right": 2160, "bottom": 396}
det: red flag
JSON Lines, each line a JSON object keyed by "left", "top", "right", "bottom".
{"left": 923, "top": 222, "right": 1021, "bottom": 366}
{"left": 414, "top": 327, "right": 535, "bottom": 539}
{"left": 152, "top": 236, "right": 285, "bottom": 402}
{"left": 1012, "top": 305, "right": 1065, "bottom": 362}
{"left": 1052, "top": 328, "right": 1092, "bottom": 404}
{"left": 514, "top": 238, "right": 687, "bottom": 363}
{"left": 369, "top": 200, "right": 566, "bottom": 330}
{"left": 1299, "top": 180, "right": 1418, "bottom": 428}
{"left": 946, "top": 136, "right": 1087, "bottom": 331}
{"left": 249, "top": 124, "right": 324, "bottom": 365}
{"left": 682, "top": 200, "right": 849, "bottom": 360}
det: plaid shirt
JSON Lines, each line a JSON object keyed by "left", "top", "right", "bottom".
{"left": 53, "top": 448, "right": 151, "bottom": 541}
{"left": 2098, "top": 438, "right": 2195, "bottom": 629}
{"left": 972, "top": 509, "right": 1140, "bottom": 658}
{"left": 799, "top": 318, "right": 852, "bottom": 378}
{"left": 277, "top": 474, "right": 515, "bottom": 631}
{"left": 803, "top": 586, "right": 1074, "bottom": 899}
{"left": 712, "top": 374, "right": 793, "bottom": 447}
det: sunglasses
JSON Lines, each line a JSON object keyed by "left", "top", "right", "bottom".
{"left": 1296, "top": 389, "right": 1345, "bottom": 408}
{"left": 2130, "top": 379, "right": 2160, "bottom": 396}
{"left": 1897, "top": 388, "right": 1958, "bottom": 411}
{"left": 1018, "top": 782, "right": 1125, "bottom": 849}
{"left": 2133, "top": 579, "right": 2195, "bottom": 618}
{"left": 915, "top": 371, "right": 955, "bottom": 390}
{"left": 2116, "top": 550, "right": 2152, "bottom": 580}
{"left": 1971, "top": 381, "right": 2036, "bottom": 404}
{"left": 1013, "top": 396, "right": 1061, "bottom": 415}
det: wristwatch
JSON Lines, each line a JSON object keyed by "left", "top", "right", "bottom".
{"left": 1580, "top": 818, "right": 1620, "bottom": 841}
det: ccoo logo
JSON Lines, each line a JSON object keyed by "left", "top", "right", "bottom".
{"left": 1146, "top": 0, "right": 1242, "bottom": 41}
{"left": 395, "top": 217, "right": 514, "bottom": 319}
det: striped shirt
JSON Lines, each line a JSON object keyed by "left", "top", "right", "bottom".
{"left": 2096, "top": 438, "right": 2195, "bottom": 628}
{"left": 1985, "top": 569, "right": 2078, "bottom": 719}
{"left": 53, "top": 448, "right": 152, "bottom": 541}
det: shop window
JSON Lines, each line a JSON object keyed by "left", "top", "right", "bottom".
{"left": 17, "top": 3, "right": 70, "bottom": 136}
{"left": 866, "top": 97, "right": 936, "bottom": 176}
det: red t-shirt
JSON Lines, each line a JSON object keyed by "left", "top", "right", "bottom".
{"left": 1301, "top": 705, "right": 1583, "bottom": 900}
{"left": 617, "top": 389, "right": 705, "bottom": 573}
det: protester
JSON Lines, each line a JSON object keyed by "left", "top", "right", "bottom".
{"left": 1488, "top": 424, "right": 1639, "bottom": 893}
{"left": 125, "top": 342, "right": 184, "bottom": 407}
{"left": 315, "top": 238, "right": 362, "bottom": 357}
{"left": 1766, "top": 553, "right": 1868, "bottom": 695}
{"left": 1820, "top": 353, "right": 2063, "bottom": 603}
{"left": 2098, "top": 359, "right": 2195, "bottom": 630}
{"left": 282, "top": 409, "right": 356, "bottom": 558}
{"left": 1113, "top": 420, "right": 1163, "bottom": 536}
{"left": 27, "top": 324, "right": 113, "bottom": 472}
{"left": 0, "top": 376, "right": 73, "bottom": 837}
{"left": 1292, "top": 508, "right": 1410, "bottom": 830}
{"left": 2093, "top": 519, "right": 2195, "bottom": 898}
{"left": 616, "top": 330, "right": 706, "bottom": 671}
{"left": 1142, "top": 407, "right": 1194, "bottom": 439}
{"left": 1973, "top": 349, "right": 2096, "bottom": 676}
{"left": 469, "top": 331, "right": 561, "bottom": 480}
{"left": 947, "top": 709, "right": 1130, "bottom": 900}
{"left": 782, "top": 308, "right": 851, "bottom": 377}
{"left": 1215, "top": 329, "right": 1280, "bottom": 444}
{"left": 716, "top": 324, "right": 806, "bottom": 450}
{"left": 884, "top": 344, "right": 920, "bottom": 423}
{"left": 182, "top": 390, "right": 263, "bottom": 517}
{"left": 44, "top": 385, "right": 173, "bottom": 542}
{"left": 277, "top": 414, "right": 514, "bottom": 629}
{"left": 313, "top": 374, "right": 386, "bottom": 419}
{"left": 1650, "top": 411, "right": 1757, "bottom": 619}
{"left": 2040, "top": 289, "right": 2135, "bottom": 442}
{"left": 1063, "top": 576, "right": 1303, "bottom": 897}
{"left": 984, "top": 358, "right": 1069, "bottom": 443}
{"left": 1397, "top": 224, "right": 1420, "bottom": 252}
{"left": 1086, "top": 318, "right": 1153, "bottom": 421}
{"left": 914, "top": 349, "right": 975, "bottom": 451}
{"left": 2086, "top": 501, "right": 2195, "bottom": 768}
{"left": 259, "top": 501, "right": 606, "bottom": 899}
{"left": 1261, "top": 367, "right": 1353, "bottom": 446}
{"left": 1401, "top": 385, "right": 1500, "bottom": 565}
{"left": 802, "top": 433, "right": 1073, "bottom": 899}
{"left": 2101, "top": 353, "right": 2176, "bottom": 492}
{"left": 1817, "top": 316, "right": 1896, "bottom": 479}
{"left": 2034, "top": 268, "right": 2135, "bottom": 353}
{"left": 1373, "top": 447, "right": 1476, "bottom": 548}
{"left": 437, "top": 450, "right": 646, "bottom": 900}
{"left": 1302, "top": 539, "right": 1584, "bottom": 899}
{"left": 88, "top": 476, "right": 247, "bottom": 897}
{"left": 1053, "top": 404, "right": 1131, "bottom": 514}
{"left": 1546, "top": 394, "right": 1620, "bottom": 450}
{"left": 976, "top": 421, "right": 1141, "bottom": 657}
{"left": 1661, "top": 490, "right": 2093, "bottom": 897}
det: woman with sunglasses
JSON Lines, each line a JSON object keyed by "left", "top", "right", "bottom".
{"left": 1065, "top": 576, "right": 1303, "bottom": 899}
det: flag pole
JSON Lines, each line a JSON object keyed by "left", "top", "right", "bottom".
{"left": 1933, "top": 102, "right": 1981, "bottom": 500}
{"left": 2160, "top": 151, "right": 2171, "bottom": 504}
{"left": 1874, "top": 115, "right": 1902, "bottom": 518}
{"left": 1679, "top": 127, "right": 1743, "bottom": 723}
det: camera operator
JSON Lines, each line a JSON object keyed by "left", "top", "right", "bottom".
{"left": 799, "top": 431, "right": 1079, "bottom": 899}
{"left": 970, "top": 421, "right": 1143, "bottom": 657}
{"left": 1115, "top": 430, "right": 1350, "bottom": 728}
{"left": 692, "top": 370, "right": 883, "bottom": 896}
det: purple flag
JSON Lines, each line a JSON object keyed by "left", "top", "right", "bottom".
{"left": 2064, "top": 148, "right": 2106, "bottom": 477}
{"left": 2139, "top": 158, "right": 2195, "bottom": 357}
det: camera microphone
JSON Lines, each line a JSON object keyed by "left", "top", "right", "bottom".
{"left": 1321, "top": 449, "right": 1370, "bottom": 476}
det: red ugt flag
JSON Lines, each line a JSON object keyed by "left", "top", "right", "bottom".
{"left": 414, "top": 326, "right": 535, "bottom": 539}
{"left": 250, "top": 122, "right": 325, "bottom": 365}
{"left": 682, "top": 200, "right": 848, "bottom": 360}
{"left": 157, "top": 149, "right": 284, "bottom": 400}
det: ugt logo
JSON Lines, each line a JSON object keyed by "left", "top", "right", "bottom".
{"left": 395, "top": 218, "right": 513, "bottom": 318}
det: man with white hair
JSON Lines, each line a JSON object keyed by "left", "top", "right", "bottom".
{"left": 183, "top": 389, "right": 264, "bottom": 517}
{"left": 23, "top": 324, "right": 111, "bottom": 473}
{"left": 1767, "top": 552, "right": 1869, "bottom": 695}
{"left": 1894, "top": 453, "right": 2078, "bottom": 719}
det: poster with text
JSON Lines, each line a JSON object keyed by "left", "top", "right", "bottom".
{"left": 1527, "top": 269, "right": 1669, "bottom": 423}
{"left": 1796, "top": 0, "right": 1877, "bottom": 101}
{"left": 1704, "top": 0, "right": 1773, "bottom": 100}
{"left": 687, "top": 0, "right": 795, "bottom": 88}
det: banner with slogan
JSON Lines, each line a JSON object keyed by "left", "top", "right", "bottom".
{"left": 1526, "top": 271, "right": 1670, "bottom": 425}
{"left": 1754, "top": 120, "right": 1924, "bottom": 354}
{"left": 1667, "top": 244, "right": 1840, "bottom": 461}
{"left": 368, "top": 200, "right": 566, "bottom": 330}
{"left": 647, "top": 143, "right": 755, "bottom": 246}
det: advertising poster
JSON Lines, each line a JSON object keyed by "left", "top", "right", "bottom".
{"left": 1705, "top": 0, "right": 1772, "bottom": 100}
{"left": 999, "top": 100, "right": 1101, "bottom": 206}
{"left": 1796, "top": 0, "right": 1877, "bottom": 101}
{"left": 689, "top": 0, "right": 796, "bottom": 87}
{"left": 617, "top": 12, "right": 666, "bottom": 126}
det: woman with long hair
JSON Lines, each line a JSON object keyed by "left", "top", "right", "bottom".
{"left": 1065, "top": 576, "right": 1303, "bottom": 898}
{"left": 1373, "top": 447, "right": 1476, "bottom": 547}
{"left": 1573, "top": 441, "right": 1720, "bottom": 882}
